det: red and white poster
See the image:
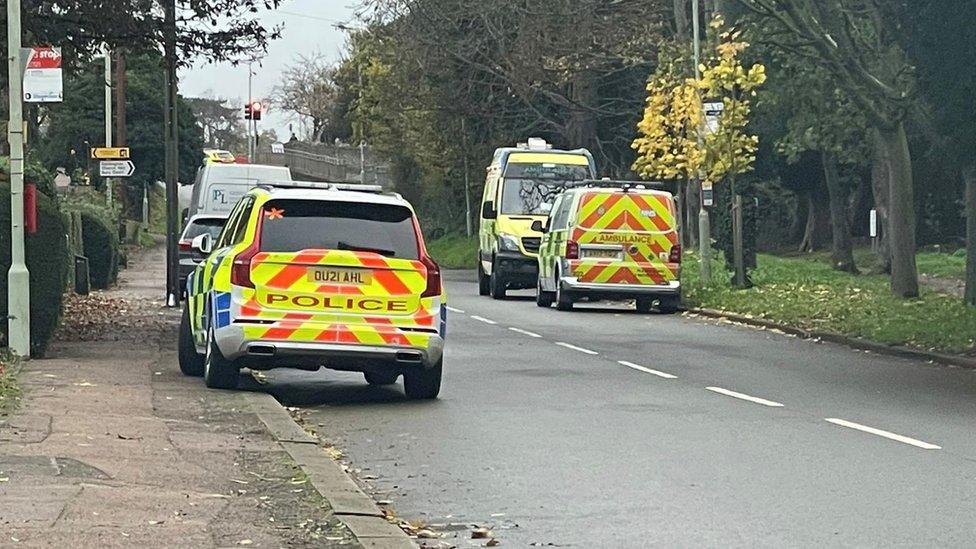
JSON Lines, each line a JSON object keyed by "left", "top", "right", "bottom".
{"left": 21, "top": 47, "right": 63, "bottom": 103}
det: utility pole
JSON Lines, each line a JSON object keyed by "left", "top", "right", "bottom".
{"left": 461, "top": 118, "right": 472, "bottom": 237}
{"left": 103, "top": 45, "right": 113, "bottom": 206}
{"left": 114, "top": 51, "right": 127, "bottom": 148}
{"left": 247, "top": 61, "right": 254, "bottom": 162}
{"left": 358, "top": 68, "right": 366, "bottom": 184}
{"left": 5, "top": 0, "right": 30, "bottom": 355}
{"left": 693, "top": 0, "right": 712, "bottom": 283}
{"left": 163, "top": 0, "right": 179, "bottom": 306}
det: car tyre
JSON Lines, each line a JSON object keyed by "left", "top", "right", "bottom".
{"left": 536, "top": 277, "right": 554, "bottom": 308}
{"left": 555, "top": 276, "right": 574, "bottom": 312}
{"left": 204, "top": 321, "right": 239, "bottom": 390}
{"left": 178, "top": 307, "right": 204, "bottom": 377}
{"left": 636, "top": 297, "right": 654, "bottom": 314}
{"left": 658, "top": 295, "right": 681, "bottom": 314}
{"left": 403, "top": 359, "right": 442, "bottom": 400}
{"left": 478, "top": 261, "right": 490, "bottom": 296}
{"left": 489, "top": 262, "right": 507, "bottom": 300}
{"left": 364, "top": 371, "right": 399, "bottom": 386}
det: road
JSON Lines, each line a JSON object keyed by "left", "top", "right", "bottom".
{"left": 259, "top": 272, "right": 976, "bottom": 547}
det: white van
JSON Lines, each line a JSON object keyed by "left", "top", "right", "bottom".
{"left": 186, "top": 163, "right": 292, "bottom": 218}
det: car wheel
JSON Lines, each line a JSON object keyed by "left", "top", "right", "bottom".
{"left": 364, "top": 371, "right": 399, "bottom": 386}
{"left": 555, "top": 275, "right": 574, "bottom": 312}
{"left": 478, "top": 262, "right": 490, "bottom": 296}
{"left": 489, "top": 262, "right": 507, "bottom": 300}
{"left": 658, "top": 295, "right": 681, "bottom": 314}
{"left": 178, "top": 307, "right": 204, "bottom": 377}
{"left": 204, "top": 321, "right": 239, "bottom": 390}
{"left": 536, "top": 277, "right": 554, "bottom": 308}
{"left": 403, "top": 359, "right": 442, "bottom": 400}
{"left": 636, "top": 297, "right": 654, "bottom": 314}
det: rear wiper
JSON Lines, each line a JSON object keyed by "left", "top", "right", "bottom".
{"left": 337, "top": 241, "right": 396, "bottom": 257}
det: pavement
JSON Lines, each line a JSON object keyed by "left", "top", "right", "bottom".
{"left": 0, "top": 246, "right": 358, "bottom": 548}
{"left": 254, "top": 271, "right": 976, "bottom": 548}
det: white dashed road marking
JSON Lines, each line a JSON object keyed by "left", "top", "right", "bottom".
{"left": 554, "top": 342, "right": 599, "bottom": 355}
{"left": 825, "top": 418, "right": 941, "bottom": 450}
{"left": 508, "top": 327, "right": 542, "bottom": 338}
{"left": 470, "top": 315, "right": 498, "bottom": 325}
{"left": 618, "top": 361, "right": 677, "bottom": 379}
{"left": 446, "top": 306, "right": 465, "bottom": 314}
{"left": 706, "top": 387, "right": 785, "bottom": 408}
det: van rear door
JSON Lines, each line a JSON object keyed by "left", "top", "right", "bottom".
{"left": 570, "top": 191, "right": 679, "bottom": 286}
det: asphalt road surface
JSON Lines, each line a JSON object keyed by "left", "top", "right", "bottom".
{"left": 260, "top": 272, "right": 976, "bottom": 547}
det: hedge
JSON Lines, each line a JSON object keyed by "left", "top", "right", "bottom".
{"left": 78, "top": 208, "right": 119, "bottom": 289}
{"left": 0, "top": 182, "right": 69, "bottom": 357}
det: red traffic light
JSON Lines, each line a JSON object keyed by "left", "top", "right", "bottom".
{"left": 250, "top": 101, "right": 263, "bottom": 121}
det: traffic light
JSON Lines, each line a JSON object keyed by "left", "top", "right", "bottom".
{"left": 250, "top": 101, "right": 262, "bottom": 121}
{"left": 244, "top": 102, "right": 252, "bottom": 120}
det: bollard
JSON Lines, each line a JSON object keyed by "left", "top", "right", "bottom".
{"left": 74, "top": 255, "right": 90, "bottom": 295}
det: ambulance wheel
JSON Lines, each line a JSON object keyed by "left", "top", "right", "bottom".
{"left": 536, "top": 278, "right": 554, "bottom": 308}
{"left": 478, "top": 262, "right": 490, "bottom": 296}
{"left": 204, "top": 322, "right": 239, "bottom": 390}
{"left": 404, "top": 359, "right": 442, "bottom": 400}
{"left": 489, "top": 265, "right": 507, "bottom": 300}
{"left": 658, "top": 295, "right": 681, "bottom": 314}
{"left": 555, "top": 279, "right": 574, "bottom": 311}
{"left": 636, "top": 297, "right": 654, "bottom": 314}
{"left": 364, "top": 371, "right": 399, "bottom": 386}
{"left": 178, "top": 307, "right": 204, "bottom": 377}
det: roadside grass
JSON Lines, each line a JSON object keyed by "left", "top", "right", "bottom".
{"left": 426, "top": 235, "right": 478, "bottom": 269}
{"left": 682, "top": 251, "right": 976, "bottom": 355}
{"left": 795, "top": 247, "right": 966, "bottom": 280}
{"left": 0, "top": 352, "right": 22, "bottom": 416}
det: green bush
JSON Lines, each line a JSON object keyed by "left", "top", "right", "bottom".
{"left": 0, "top": 183, "right": 69, "bottom": 357}
{"left": 70, "top": 205, "right": 119, "bottom": 289}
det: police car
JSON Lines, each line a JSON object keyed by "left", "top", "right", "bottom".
{"left": 535, "top": 180, "right": 681, "bottom": 313}
{"left": 178, "top": 181, "right": 446, "bottom": 399}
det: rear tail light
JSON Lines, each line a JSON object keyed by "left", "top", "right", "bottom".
{"left": 566, "top": 240, "right": 580, "bottom": 260}
{"left": 669, "top": 244, "right": 682, "bottom": 264}
{"left": 231, "top": 241, "right": 260, "bottom": 288}
{"left": 179, "top": 240, "right": 191, "bottom": 251}
{"left": 421, "top": 255, "right": 442, "bottom": 298}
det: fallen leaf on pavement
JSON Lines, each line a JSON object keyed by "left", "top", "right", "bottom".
{"left": 416, "top": 529, "right": 441, "bottom": 539}
{"left": 472, "top": 528, "right": 492, "bottom": 539}
{"left": 238, "top": 540, "right": 253, "bottom": 545}
{"left": 487, "top": 540, "right": 500, "bottom": 547}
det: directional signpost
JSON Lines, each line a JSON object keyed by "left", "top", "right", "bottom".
{"left": 91, "top": 146, "right": 130, "bottom": 160}
{"left": 99, "top": 160, "right": 135, "bottom": 178}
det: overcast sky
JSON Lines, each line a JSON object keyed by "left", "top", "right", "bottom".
{"left": 180, "top": 0, "right": 359, "bottom": 144}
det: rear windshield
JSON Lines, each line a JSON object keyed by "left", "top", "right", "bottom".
{"left": 182, "top": 218, "right": 226, "bottom": 240}
{"left": 258, "top": 200, "right": 419, "bottom": 259}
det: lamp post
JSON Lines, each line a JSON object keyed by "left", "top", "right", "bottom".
{"left": 692, "top": 0, "right": 712, "bottom": 283}
{"left": 5, "top": 0, "right": 30, "bottom": 355}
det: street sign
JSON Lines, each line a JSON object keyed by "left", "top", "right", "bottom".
{"left": 703, "top": 100, "right": 725, "bottom": 135}
{"left": 21, "top": 47, "right": 63, "bottom": 103}
{"left": 99, "top": 160, "right": 135, "bottom": 178}
{"left": 91, "top": 147, "right": 130, "bottom": 160}
{"left": 702, "top": 180, "right": 714, "bottom": 207}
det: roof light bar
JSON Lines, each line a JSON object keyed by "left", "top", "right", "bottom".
{"left": 258, "top": 180, "right": 386, "bottom": 193}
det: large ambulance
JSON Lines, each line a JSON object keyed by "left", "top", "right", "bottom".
{"left": 535, "top": 180, "right": 681, "bottom": 313}
{"left": 478, "top": 138, "right": 596, "bottom": 299}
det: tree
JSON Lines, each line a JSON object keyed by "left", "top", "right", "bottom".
{"left": 185, "top": 97, "right": 247, "bottom": 152}
{"left": 272, "top": 54, "right": 350, "bottom": 143}
{"left": 732, "top": 0, "right": 920, "bottom": 297}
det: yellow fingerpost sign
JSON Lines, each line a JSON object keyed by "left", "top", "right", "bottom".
{"left": 91, "top": 147, "right": 130, "bottom": 160}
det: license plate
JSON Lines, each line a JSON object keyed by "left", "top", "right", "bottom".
{"left": 307, "top": 267, "right": 373, "bottom": 285}
{"left": 582, "top": 248, "right": 620, "bottom": 260}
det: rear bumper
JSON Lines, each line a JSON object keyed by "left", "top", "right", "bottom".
{"left": 236, "top": 338, "right": 444, "bottom": 371}
{"left": 561, "top": 278, "right": 681, "bottom": 296}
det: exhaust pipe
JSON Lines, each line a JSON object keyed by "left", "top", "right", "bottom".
{"left": 395, "top": 351, "right": 424, "bottom": 364}
{"left": 248, "top": 345, "right": 277, "bottom": 357}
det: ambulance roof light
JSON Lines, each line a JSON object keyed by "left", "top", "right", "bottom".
{"left": 526, "top": 137, "right": 551, "bottom": 151}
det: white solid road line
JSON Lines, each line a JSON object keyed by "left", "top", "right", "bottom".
{"left": 508, "top": 327, "right": 542, "bottom": 338}
{"left": 617, "top": 361, "right": 677, "bottom": 379}
{"left": 825, "top": 418, "right": 942, "bottom": 450}
{"left": 470, "top": 315, "right": 498, "bottom": 325}
{"left": 554, "top": 342, "right": 599, "bottom": 355}
{"left": 706, "top": 387, "right": 785, "bottom": 407}
{"left": 445, "top": 306, "right": 465, "bottom": 314}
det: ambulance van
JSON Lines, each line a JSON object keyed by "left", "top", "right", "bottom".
{"left": 478, "top": 138, "right": 596, "bottom": 299}
{"left": 534, "top": 180, "right": 681, "bottom": 313}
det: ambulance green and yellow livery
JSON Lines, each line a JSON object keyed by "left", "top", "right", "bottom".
{"left": 478, "top": 138, "right": 596, "bottom": 299}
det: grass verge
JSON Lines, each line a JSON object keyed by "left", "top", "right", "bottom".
{"left": 682, "top": 251, "right": 976, "bottom": 355}
{"left": 0, "top": 352, "right": 22, "bottom": 416}
{"left": 426, "top": 235, "right": 478, "bottom": 269}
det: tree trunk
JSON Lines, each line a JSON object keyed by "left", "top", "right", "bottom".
{"left": 673, "top": 0, "right": 689, "bottom": 40}
{"left": 686, "top": 179, "right": 701, "bottom": 249}
{"left": 789, "top": 189, "right": 809, "bottom": 245}
{"left": 964, "top": 164, "right": 976, "bottom": 307}
{"left": 871, "top": 133, "right": 892, "bottom": 274}
{"left": 848, "top": 170, "right": 873, "bottom": 237}
{"left": 823, "top": 152, "right": 856, "bottom": 272}
{"left": 798, "top": 181, "right": 830, "bottom": 253}
{"left": 879, "top": 123, "right": 919, "bottom": 298}
{"left": 567, "top": 71, "right": 599, "bottom": 152}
